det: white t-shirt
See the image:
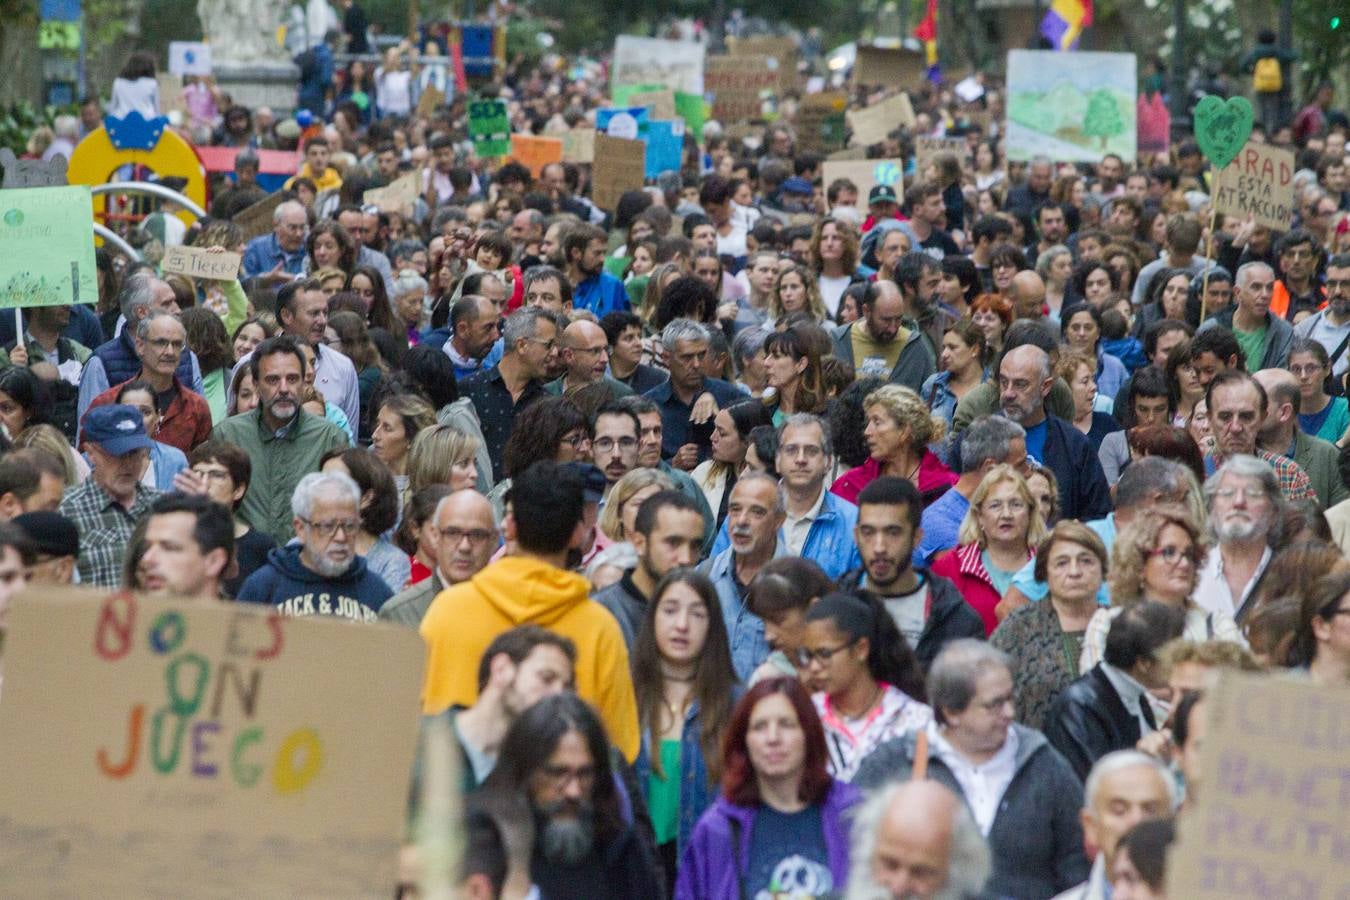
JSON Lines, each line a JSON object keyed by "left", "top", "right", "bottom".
{"left": 818, "top": 274, "right": 852, "bottom": 317}
{"left": 881, "top": 582, "right": 928, "bottom": 648}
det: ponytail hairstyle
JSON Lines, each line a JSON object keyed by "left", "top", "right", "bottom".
{"left": 805, "top": 592, "right": 927, "bottom": 703}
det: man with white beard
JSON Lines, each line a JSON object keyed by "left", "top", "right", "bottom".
{"left": 1191, "top": 455, "right": 1283, "bottom": 624}
{"left": 846, "top": 780, "right": 991, "bottom": 900}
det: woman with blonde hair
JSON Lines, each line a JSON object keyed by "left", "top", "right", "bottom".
{"left": 809, "top": 216, "right": 863, "bottom": 318}
{"left": 930, "top": 464, "right": 1047, "bottom": 634}
{"left": 588, "top": 468, "right": 677, "bottom": 589}
{"left": 768, "top": 264, "right": 828, "bottom": 325}
{"left": 1079, "top": 505, "right": 1243, "bottom": 671}
{"left": 830, "top": 384, "right": 956, "bottom": 507}
{"left": 14, "top": 423, "right": 88, "bottom": 485}
{"left": 406, "top": 423, "right": 485, "bottom": 495}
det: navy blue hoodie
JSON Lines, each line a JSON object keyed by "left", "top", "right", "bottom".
{"left": 236, "top": 544, "right": 393, "bottom": 622}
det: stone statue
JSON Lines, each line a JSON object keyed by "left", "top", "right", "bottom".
{"left": 198, "top": 0, "right": 290, "bottom": 65}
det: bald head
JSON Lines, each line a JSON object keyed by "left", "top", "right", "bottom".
{"left": 998, "top": 345, "right": 1052, "bottom": 426}
{"left": 562, "top": 319, "right": 611, "bottom": 383}
{"left": 865, "top": 280, "right": 907, "bottom": 343}
{"left": 848, "top": 780, "right": 990, "bottom": 900}
{"left": 1010, "top": 270, "right": 1046, "bottom": 319}
{"left": 434, "top": 489, "right": 498, "bottom": 584}
{"left": 1254, "top": 368, "right": 1300, "bottom": 441}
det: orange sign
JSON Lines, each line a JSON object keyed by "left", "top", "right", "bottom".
{"left": 509, "top": 134, "right": 564, "bottom": 178}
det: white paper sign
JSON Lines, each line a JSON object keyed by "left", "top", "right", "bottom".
{"left": 169, "top": 42, "right": 212, "bottom": 76}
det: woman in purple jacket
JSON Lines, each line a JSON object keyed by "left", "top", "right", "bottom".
{"left": 675, "top": 677, "right": 860, "bottom": 900}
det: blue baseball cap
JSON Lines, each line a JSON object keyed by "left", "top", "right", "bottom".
{"left": 83, "top": 404, "right": 154, "bottom": 456}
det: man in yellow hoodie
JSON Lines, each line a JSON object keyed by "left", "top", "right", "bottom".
{"left": 420, "top": 461, "right": 639, "bottom": 761}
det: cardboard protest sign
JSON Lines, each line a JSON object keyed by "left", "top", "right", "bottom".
{"left": 0, "top": 148, "right": 68, "bottom": 188}
{"left": 468, "top": 100, "right": 511, "bottom": 158}
{"left": 1211, "top": 142, "right": 1296, "bottom": 232}
{"left": 705, "top": 55, "right": 777, "bottom": 123}
{"left": 822, "top": 159, "right": 905, "bottom": 215}
{"left": 364, "top": 170, "right": 422, "bottom": 217}
{"left": 592, "top": 133, "right": 645, "bottom": 212}
{"left": 160, "top": 245, "right": 242, "bottom": 280}
{"left": 612, "top": 36, "right": 705, "bottom": 96}
{"left": 510, "top": 134, "right": 564, "bottom": 178}
{"left": 1167, "top": 672, "right": 1350, "bottom": 898}
{"left": 674, "top": 92, "right": 707, "bottom": 139}
{"left": 231, "top": 189, "right": 285, "bottom": 242}
{"left": 562, "top": 127, "right": 596, "bottom": 164}
{"left": 1006, "top": 50, "right": 1137, "bottom": 163}
{"left": 0, "top": 589, "right": 425, "bottom": 897}
{"left": 849, "top": 93, "right": 916, "bottom": 147}
{"left": 853, "top": 45, "right": 926, "bottom": 87}
{"left": 729, "top": 35, "right": 797, "bottom": 95}
{"left": 627, "top": 88, "right": 677, "bottom": 121}
{"left": 0, "top": 185, "right": 97, "bottom": 307}
{"left": 415, "top": 84, "right": 446, "bottom": 118}
{"left": 168, "top": 41, "right": 212, "bottom": 76}
{"left": 156, "top": 73, "right": 187, "bottom": 116}
{"left": 797, "top": 92, "right": 849, "bottom": 154}
{"left": 915, "top": 136, "right": 972, "bottom": 173}
{"left": 645, "top": 120, "right": 685, "bottom": 178}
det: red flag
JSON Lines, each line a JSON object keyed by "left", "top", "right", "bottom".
{"left": 914, "top": 0, "right": 937, "bottom": 42}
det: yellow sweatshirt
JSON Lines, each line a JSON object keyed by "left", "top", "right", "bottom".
{"left": 419, "top": 555, "right": 639, "bottom": 761}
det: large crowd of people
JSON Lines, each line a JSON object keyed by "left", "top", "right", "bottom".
{"left": 4, "top": 28, "right": 1350, "bottom": 900}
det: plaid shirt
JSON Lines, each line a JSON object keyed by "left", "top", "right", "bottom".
{"left": 1209, "top": 450, "right": 1316, "bottom": 504}
{"left": 58, "top": 479, "right": 160, "bottom": 588}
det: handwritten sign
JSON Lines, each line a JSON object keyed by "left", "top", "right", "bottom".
{"left": 415, "top": 84, "right": 446, "bottom": 118}
{"left": 562, "top": 127, "right": 595, "bottom": 164}
{"left": 850, "top": 93, "right": 917, "bottom": 147}
{"left": 1167, "top": 672, "right": 1350, "bottom": 898}
{"left": 168, "top": 41, "right": 212, "bottom": 76}
{"left": 729, "top": 35, "right": 797, "bottom": 96}
{"left": 0, "top": 588, "right": 424, "bottom": 897}
{"left": 161, "top": 245, "right": 242, "bottom": 280}
{"left": 364, "top": 170, "right": 422, "bottom": 217}
{"left": 1211, "top": 142, "right": 1296, "bottom": 233}
{"left": 797, "top": 92, "right": 849, "bottom": 154}
{"left": 592, "top": 133, "right": 646, "bottom": 212}
{"left": 706, "top": 55, "right": 777, "bottom": 123}
{"left": 915, "top": 136, "right": 972, "bottom": 174}
{"left": 232, "top": 189, "right": 284, "bottom": 242}
{"left": 853, "top": 45, "right": 927, "bottom": 87}
{"left": 0, "top": 185, "right": 97, "bottom": 307}
{"left": 627, "top": 88, "right": 676, "bottom": 121}
{"left": 468, "top": 100, "right": 511, "bottom": 158}
{"left": 509, "top": 135, "right": 563, "bottom": 179}
{"left": 822, "top": 158, "right": 905, "bottom": 215}
{"left": 1193, "top": 95, "right": 1253, "bottom": 171}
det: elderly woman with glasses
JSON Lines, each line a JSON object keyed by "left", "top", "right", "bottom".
{"left": 1079, "top": 506, "right": 1243, "bottom": 673}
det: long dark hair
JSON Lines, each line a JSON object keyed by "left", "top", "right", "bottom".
{"left": 631, "top": 569, "right": 737, "bottom": 782}
{"left": 182, "top": 306, "right": 234, "bottom": 373}
{"left": 805, "top": 592, "right": 927, "bottom": 703}
{"left": 483, "top": 693, "right": 624, "bottom": 844}
{"left": 348, "top": 264, "right": 396, "bottom": 332}
{"left": 764, "top": 327, "right": 825, "bottom": 415}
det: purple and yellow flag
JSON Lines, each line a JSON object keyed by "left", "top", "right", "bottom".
{"left": 1040, "top": 0, "right": 1094, "bottom": 50}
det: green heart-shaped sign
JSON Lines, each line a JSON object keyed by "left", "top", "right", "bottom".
{"left": 1193, "top": 95, "right": 1254, "bottom": 170}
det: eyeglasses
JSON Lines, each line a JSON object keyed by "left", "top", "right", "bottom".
{"left": 982, "top": 499, "right": 1028, "bottom": 515}
{"left": 301, "top": 518, "right": 359, "bottom": 538}
{"left": 1150, "top": 545, "right": 1202, "bottom": 566}
{"left": 146, "top": 338, "right": 186, "bottom": 352}
{"left": 795, "top": 639, "right": 859, "bottom": 667}
{"left": 192, "top": 468, "right": 233, "bottom": 482}
{"left": 537, "top": 764, "right": 596, "bottom": 790}
{"left": 593, "top": 437, "right": 638, "bottom": 453}
{"left": 559, "top": 432, "right": 592, "bottom": 449}
{"left": 438, "top": 527, "right": 495, "bottom": 546}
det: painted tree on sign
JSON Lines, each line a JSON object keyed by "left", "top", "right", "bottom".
{"left": 1082, "top": 89, "right": 1124, "bottom": 149}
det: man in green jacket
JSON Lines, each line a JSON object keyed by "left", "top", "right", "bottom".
{"left": 211, "top": 335, "right": 348, "bottom": 544}
{"left": 1255, "top": 368, "right": 1348, "bottom": 509}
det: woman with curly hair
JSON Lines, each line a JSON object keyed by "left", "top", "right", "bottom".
{"left": 1070, "top": 259, "right": 1121, "bottom": 308}
{"left": 306, "top": 219, "right": 357, "bottom": 277}
{"left": 809, "top": 217, "right": 864, "bottom": 319}
{"left": 931, "top": 464, "right": 1047, "bottom": 634}
{"left": 830, "top": 384, "right": 956, "bottom": 508}
{"left": 1079, "top": 505, "right": 1243, "bottom": 671}
{"left": 989, "top": 243, "right": 1029, "bottom": 296}
{"left": 485, "top": 396, "right": 592, "bottom": 521}
{"left": 969, "top": 293, "right": 1014, "bottom": 361}
{"left": 769, "top": 263, "right": 828, "bottom": 326}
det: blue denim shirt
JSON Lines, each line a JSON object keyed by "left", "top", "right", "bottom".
{"left": 634, "top": 691, "right": 742, "bottom": 858}
{"left": 242, "top": 232, "right": 306, "bottom": 281}
{"left": 700, "top": 540, "right": 786, "bottom": 681}
{"left": 706, "top": 490, "right": 861, "bottom": 580}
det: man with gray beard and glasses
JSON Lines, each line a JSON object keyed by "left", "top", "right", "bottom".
{"left": 481, "top": 693, "right": 660, "bottom": 899}
{"left": 846, "top": 780, "right": 991, "bottom": 900}
{"left": 1191, "top": 454, "right": 1285, "bottom": 624}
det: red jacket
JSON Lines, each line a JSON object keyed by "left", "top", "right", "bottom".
{"left": 84, "top": 376, "right": 213, "bottom": 454}
{"left": 830, "top": 451, "right": 957, "bottom": 509}
{"left": 929, "top": 542, "right": 1033, "bottom": 636}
